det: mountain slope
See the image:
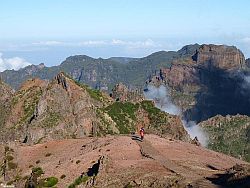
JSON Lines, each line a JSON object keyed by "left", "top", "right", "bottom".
{"left": 0, "top": 73, "right": 189, "bottom": 144}
{"left": 199, "top": 114, "right": 250, "bottom": 162}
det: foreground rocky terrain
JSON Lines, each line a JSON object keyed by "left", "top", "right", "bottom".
{"left": 1, "top": 134, "right": 249, "bottom": 188}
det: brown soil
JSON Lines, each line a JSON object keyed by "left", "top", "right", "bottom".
{"left": 2, "top": 134, "right": 249, "bottom": 188}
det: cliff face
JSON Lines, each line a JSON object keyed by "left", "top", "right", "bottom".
{"left": 193, "top": 44, "right": 245, "bottom": 70}
{"left": 148, "top": 44, "right": 249, "bottom": 122}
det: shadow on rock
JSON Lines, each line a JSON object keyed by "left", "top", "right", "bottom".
{"left": 184, "top": 65, "right": 250, "bottom": 123}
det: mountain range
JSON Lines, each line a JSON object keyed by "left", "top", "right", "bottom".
{"left": 0, "top": 44, "right": 250, "bottom": 187}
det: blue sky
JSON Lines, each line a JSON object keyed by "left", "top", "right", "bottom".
{"left": 0, "top": 0, "right": 250, "bottom": 68}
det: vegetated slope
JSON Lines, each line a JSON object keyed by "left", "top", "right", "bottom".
{"left": 0, "top": 73, "right": 189, "bottom": 144}
{"left": 0, "top": 134, "right": 249, "bottom": 187}
{"left": 199, "top": 114, "right": 250, "bottom": 162}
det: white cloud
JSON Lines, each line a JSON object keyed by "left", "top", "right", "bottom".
{"left": 31, "top": 39, "right": 161, "bottom": 49}
{"left": 0, "top": 39, "right": 163, "bottom": 53}
{"left": 32, "top": 40, "right": 107, "bottom": 47}
{"left": 0, "top": 53, "right": 31, "bottom": 72}
{"left": 78, "top": 40, "right": 107, "bottom": 46}
{"left": 32, "top": 41, "right": 63, "bottom": 46}
{"left": 111, "top": 39, "right": 161, "bottom": 49}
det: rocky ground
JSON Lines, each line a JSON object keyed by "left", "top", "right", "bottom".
{"left": 1, "top": 134, "right": 249, "bottom": 188}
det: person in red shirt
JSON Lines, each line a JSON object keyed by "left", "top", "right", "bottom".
{"left": 139, "top": 127, "right": 145, "bottom": 141}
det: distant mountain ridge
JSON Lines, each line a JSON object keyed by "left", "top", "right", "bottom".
{"left": 0, "top": 44, "right": 201, "bottom": 90}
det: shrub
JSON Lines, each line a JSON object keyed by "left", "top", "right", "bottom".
{"left": 45, "top": 153, "right": 52, "bottom": 157}
{"left": 8, "top": 162, "right": 17, "bottom": 170}
{"left": 76, "top": 160, "right": 81, "bottom": 164}
{"left": 4, "top": 146, "right": 9, "bottom": 152}
{"left": 6, "top": 155, "right": 14, "bottom": 161}
{"left": 41, "top": 177, "right": 58, "bottom": 187}
{"left": 68, "top": 175, "right": 88, "bottom": 188}
{"left": 29, "top": 165, "right": 34, "bottom": 168}
{"left": 104, "top": 102, "right": 139, "bottom": 134}
{"left": 60, "top": 174, "right": 66, "bottom": 179}
{"left": 36, "top": 160, "right": 40, "bottom": 164}
{"left": 32, "top": 167, "right": 44, "bottom": 177}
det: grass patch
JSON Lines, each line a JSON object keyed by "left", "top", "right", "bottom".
{"left": 32, "top": 167, "right": 44, "bottom": 177}
{"left": 140, "top": 100, "right": 168, "bottom": 127}
{"left": 68, "top": 175, "right": 88, "bottom": 188}
{"left": 104, "top": 102, "right": 139, "bottom": 134}
{"left": 6, "top": 155, "right": 14, "bottom": 161}
{"left": 4, "top": 146, "right": 9, "bottom": 152}
{"left": 41, "top": 112, "right": 61, "bottom": 128}
{"left": 8, "top": 162, "right": 17, "bottom": 170}
{"left": 40, "top": 177, "right": 58, "bottom": 187}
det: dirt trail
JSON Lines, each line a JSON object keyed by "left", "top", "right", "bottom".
{"left": 133, "top": 135, "right": 220, "bottom": 187}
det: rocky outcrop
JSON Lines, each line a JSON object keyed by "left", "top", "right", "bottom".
{"left": 111, "top": 83, "right": 144, "bottom": 103}
{"left": 147, "top": 44, "right": 250, "bottom": 121}
{"left": 193, "top": 44, "right": 245, "bottom": 70}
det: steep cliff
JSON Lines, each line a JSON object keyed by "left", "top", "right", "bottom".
{"left": 192, "top": 44, "right": 245, "bottom": 70}
{"left": 147, "top": 44, "right": 249, "bottom": 122}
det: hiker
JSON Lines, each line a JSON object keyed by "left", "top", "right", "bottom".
{"left": 139, "top": 127, "right": 145, "bottom": 141}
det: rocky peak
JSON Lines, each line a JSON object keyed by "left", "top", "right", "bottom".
{"left": 24, "top": 63, "right": 46, "bottom": 75}
{"left": 55, "top": 72, "right": 68, "bottom": 91}
{"left": 192, "top": 44, "right": 245, "bottom": 70}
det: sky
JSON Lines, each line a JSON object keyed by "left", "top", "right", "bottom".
{"left": 0, "top": 0, "right": 250, "bottom": 70}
